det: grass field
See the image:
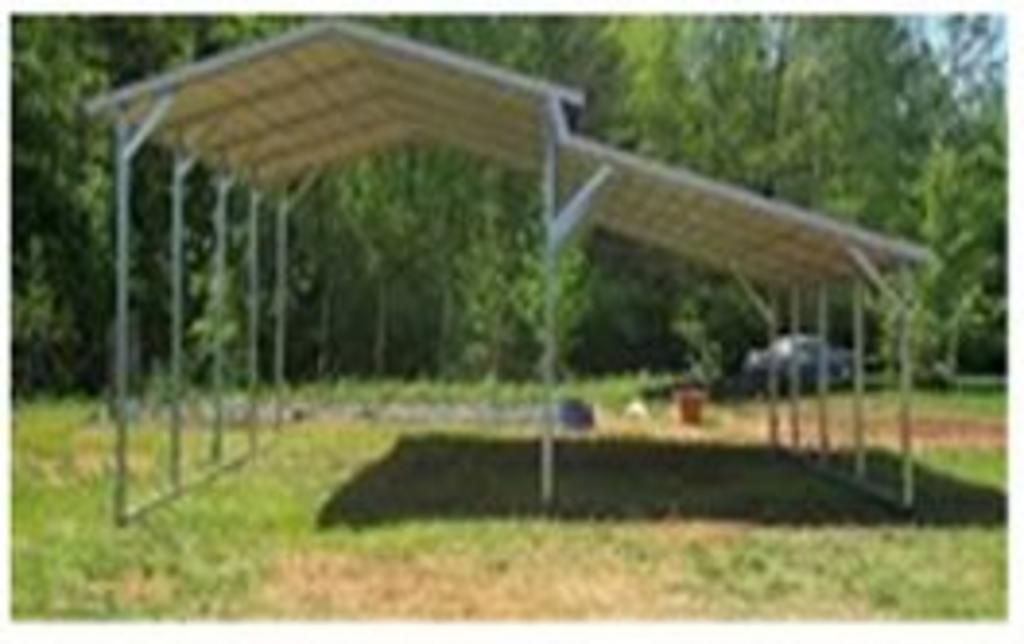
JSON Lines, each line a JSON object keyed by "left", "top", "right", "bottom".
{"left": 11, "top": 387, "right": 1007, "bottom": 619}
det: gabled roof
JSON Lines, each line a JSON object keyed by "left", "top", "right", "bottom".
{"left": 86, "top": 20, "right": 581, "bottom": 187}
{"left": 558, "top": 135, "right": 928, "bottom": 283}
{"left": 85, "top": 19, "right": 929, "bottom": 285}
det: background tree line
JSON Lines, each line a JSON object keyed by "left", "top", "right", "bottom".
{"left": 11, "top": 15, "right": 1006, "bottom": 397}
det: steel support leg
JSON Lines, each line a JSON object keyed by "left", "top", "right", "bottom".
{"left": 274, "top": 198, "right": 289, "bottom": 431}
{"left": 211, "top": 175, "right": 232, "bottom": 462}
{"left": 109, "top": 94, "right": 174, "bottom": 526}
{"left": 248, "top": 189, "right": 261, "bottom": 449}
{"left": 169, "top": 151, "right": 195, "bottom": 490}
{"left": 113, "top": 119, "right": 131, "bottom": 526}
{"left": 540, "top": 111, "right": 559, "bottom": 507}
{"left": 788, "top": 285, "right": 801, "bottom": 449}
{"left": 899, "top": 270, "right": 915, "bottom": 509}
{"left": 110, "top": 94, "right": 176, "bottom": 525}
{"left": 541, "top": 249, "right": 558, "bottom": 506}
{"left": 767, "top": 293, "right": 779, "bottom": 447}
{"left": 852, "top": 280, "right": 866, "bottom": 477}
{"left": 817, "top": 283, "right": 830, "bottom": 459}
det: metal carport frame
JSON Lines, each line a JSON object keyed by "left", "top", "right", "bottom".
{"left": 85, "top": 18, "right": 930, "bottom": 525}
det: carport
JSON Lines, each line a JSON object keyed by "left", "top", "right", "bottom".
{"left": 84, "top": 19, "right": 930, "bottom": 525}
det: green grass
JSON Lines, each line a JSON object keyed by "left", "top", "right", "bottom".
{"left": 909, "top": 387, "right": 1006, "bottom": 421}
{"left": 292, "top": 374, "right": 1008, "bottom": 422}
{"left": 294, "top": 372, "right": 677, "bottom": 409}
{"left": 11, "top": 389, "right": 1007, "bottom": 619}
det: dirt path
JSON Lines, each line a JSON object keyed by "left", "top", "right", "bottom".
{"left": 707, "top": 405, "right": 1005, "bottom": 450}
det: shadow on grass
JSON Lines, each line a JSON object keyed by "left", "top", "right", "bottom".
{"left": 316, "top": 434, "right": 1005, "bottom": 529}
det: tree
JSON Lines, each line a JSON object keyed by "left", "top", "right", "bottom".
{"left": 10, "top": 15, "right": 1007, "bottom": 397}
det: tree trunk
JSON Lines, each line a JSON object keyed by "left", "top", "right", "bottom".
{"left": 317, "top": 283, "right": 330, "bottom": 379}
{"left": 948, "top": 318, "right": 961, "bottom": 390}
{"left": 437, "top": 280, "right": 451, "bottom": 375}
{"left": 374, "top": 279, "right": 389, "bottom": 376}
{"left": 488, "top": 305, "right": 505, "bottom": 378}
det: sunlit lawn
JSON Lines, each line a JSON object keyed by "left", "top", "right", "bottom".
{"left": 11, "top": 388, "right": 1006, "bottom": 619}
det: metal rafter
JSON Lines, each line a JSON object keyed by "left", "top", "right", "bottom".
{"left": 241, "top": 105, "right": 397, "bottom": 171}
{"left": 558, "top": 153, "right": 857, "bottom": 283}
{"left": 592, "top": 191, "right": 826, "bottom": 286}
{"left": 257, "top": 122, "right": 411, "bottom": 186}
{"left": 202, "top": 77, "right": 380, "bottom": 158}
{"left": 163, "top": 57, "right": 362, "bottom": 135}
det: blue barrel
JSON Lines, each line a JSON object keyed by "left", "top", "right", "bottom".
{"left": 557, "top": 398, "right": 594, "bottom": 432}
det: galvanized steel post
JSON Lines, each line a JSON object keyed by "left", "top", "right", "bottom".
{"left": 788, "top": 285, "right": 801, "bottom": 449}
{"left": 248, "top": 189, "right": 261, "bottom": 450}
{"left": 541, "top": 105, "right": 559, "bottom": 507}
{"left": 170, "top": 151, "right": 195, "bottom": 490}
{"left": 767, "top": 293, "right": 779, "bottom": 447}
{"left": 274, "top": 197, "right": 289, "bottom": 431}
{"left": 211, "top": 174, "right": 233, "bottom": 462}
{"left": 113, "top": 118, "right": 131, "bottom": 526}
{"left": 852, "top": 280, "right": 866, "bottom": 477}
{"left": 816, "top": 283, "right": 830, "bottom": 459}
{"left": 899, "top": 270, "right": 915, "bottom": 509}
{"left": 110, "top": 92, "right": 174, "bottom": 525}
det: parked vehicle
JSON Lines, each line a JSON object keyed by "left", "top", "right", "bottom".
{"left": 738, "top": 334, "right": 853, "bottom": 395}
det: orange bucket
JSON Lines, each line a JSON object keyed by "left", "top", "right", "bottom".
{"left": 676, "top": 387, "right": 706, "bottom": 425}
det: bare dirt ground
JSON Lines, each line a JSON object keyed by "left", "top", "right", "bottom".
{"left": 253, "top": 526, "right": 877, "bottom": 620}
{"left": 257, "top": 549, "right": 668, "bottom": 619}
{"left": 698, "top": 404, "right": 1006, "bottom": 451}
{"left": 897, "top": 417, "right": 1006, "bottom": 449}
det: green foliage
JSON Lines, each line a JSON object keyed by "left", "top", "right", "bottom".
{"left": 11, "top": 15, "right": 1007, "bottom": 396}
{"left": 12, "top": 18, "right": 111, "bottom": 394}
{"left": 601, "top": 15, "right": 1006, "bottom": 378}
{"left": 914, "top": 87, "right": 1006, "bottom": 378}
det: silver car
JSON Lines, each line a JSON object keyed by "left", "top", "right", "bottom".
{"left": 740, "top": 334, "right": 853, "bottom": 394}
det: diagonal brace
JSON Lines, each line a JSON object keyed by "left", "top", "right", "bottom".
{"left": 547, "top": 165, "right": 613, "bottom": 256}
{"left": 122, "top": 93, "right": 175, "bottom": 160}
{"left": 845, "top": 245, "right": 907, "bottom": 310}
{"left": 286, "top": 171, "right": 321, "bottom": 211}
{"left": 174, "top": 150, "right": 197, "bottom": 179}
{"left": 730, "top": 262, "right": 776, "bottom": 326}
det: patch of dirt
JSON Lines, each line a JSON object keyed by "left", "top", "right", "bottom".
{"left": 69, "top": 448, "right": 166, "bottom": 481}
{"left": 91, "top": 568, "right": 173, "bottom": 607}
{"left": 256, "top": 548, "right": 703, "bottom": 619}
{"left": 711, "top": 407, "right": 1004, "bottom": 450}
{"left": 71, "top": 448, "right": 109, "bottom": 479}
{"left": 894, "top": 417, "right": 1005, "bottom": 449}
{"left": 253, "top": 520, "right": 881, "bottom": 620}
